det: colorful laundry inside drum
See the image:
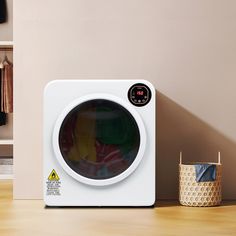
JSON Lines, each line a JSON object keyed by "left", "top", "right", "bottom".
{"left": 59, "top": 113, "right": 77, "bottom": 154}
{"left": 65, "top": 107, "right": 97, "bottom": 162}
{"left": 96, "top": 106, "right": 139, "bottom": 154}
{"left": 95, "top": 140, "right": 128, "bottom": 176}
{"left": 74, "top": 141, "right": 129, "bottom": 179}
{"left": 59, "top": 101, "right": 140, "bottom": 179}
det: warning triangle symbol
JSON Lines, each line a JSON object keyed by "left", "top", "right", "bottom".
{"left": 48, "top": 169, "right": 60, "bottom": 181}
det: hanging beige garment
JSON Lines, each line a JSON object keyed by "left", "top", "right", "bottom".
{"left": 1, "top": 63, "right": 13, "bottom": 113}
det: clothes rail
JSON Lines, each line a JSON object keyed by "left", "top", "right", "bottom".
{"left": 0, "top": 48, "right": 13, "bottom": 51}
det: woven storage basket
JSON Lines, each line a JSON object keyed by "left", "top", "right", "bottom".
{"left": 179, "top": 152, "right": 222, "bottom": 207}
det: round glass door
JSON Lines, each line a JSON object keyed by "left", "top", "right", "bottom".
{"left": 59, "top": 99, "right": 140, "bottom": 180}
{"left": 53, "top": 94, "right": 146, "bottom": 186}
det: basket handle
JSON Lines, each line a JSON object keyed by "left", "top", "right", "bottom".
{"left": 218, "top": 151, "right": 221, "bottom": 164}
{"left": 179, "top": 151, "right": 182, "bottom": 164}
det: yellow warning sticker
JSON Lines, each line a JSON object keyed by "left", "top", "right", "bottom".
{"left": 48, "top": 169, "right": 60, "bottom": 181}
{"left": 46, "top": 169, "right": 61, "bottom": 196}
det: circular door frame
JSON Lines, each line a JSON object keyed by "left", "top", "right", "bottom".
{"left": 52, "top": 93, "right": 147, "bottom": 186}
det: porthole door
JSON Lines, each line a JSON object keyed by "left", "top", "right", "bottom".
{"left": 53, "top": 94, "right": 146, "bottom": 186}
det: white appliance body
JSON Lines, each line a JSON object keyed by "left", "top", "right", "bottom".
{"left": 44, "top": 80, "right": 156, "bottom": 206}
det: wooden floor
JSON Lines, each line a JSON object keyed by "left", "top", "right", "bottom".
{"left": 1, "top": 180, "right": 236, "bottom": 236}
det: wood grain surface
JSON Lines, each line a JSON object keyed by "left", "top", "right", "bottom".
{"left": 1, "top": 180, "right": 236, "bottom": 236}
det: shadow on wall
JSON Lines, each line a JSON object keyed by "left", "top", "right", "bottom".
{"left": 156, "top": 91, "right": 236, "bottom": 200}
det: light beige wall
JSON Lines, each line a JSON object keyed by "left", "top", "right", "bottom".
{"left": 14, "top": 0, "right": 236, "bottom": 199}
{"left": 0, "top": 0, "right": 13, "bottom": 40}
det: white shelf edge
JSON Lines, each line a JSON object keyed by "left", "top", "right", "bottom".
{"left": 0, "top": 41, "right": 14, "bottom": 46}
{"left": 0, "top": 174, "right": 13, "bottom": 180}
{"left": 0, "top": 139, "right": 14, "bottom": 145}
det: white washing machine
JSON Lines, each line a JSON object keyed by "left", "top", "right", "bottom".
{"left": 44, "top": 80, "right": 156, "bottom": 206}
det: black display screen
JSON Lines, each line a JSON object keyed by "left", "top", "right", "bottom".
{"left": 128, "top": 83, "right": 151, "bottom": 107}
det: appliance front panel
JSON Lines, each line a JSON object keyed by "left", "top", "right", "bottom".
{"left": 44, "top": 80, "right": 156, "bottom": 206}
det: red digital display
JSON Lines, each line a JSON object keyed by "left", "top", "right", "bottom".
{"left": 128, "top": 83, "right": 151, "bottom": 106}
{"left": 137, "top": 91, "right": 144, "bottom": 96}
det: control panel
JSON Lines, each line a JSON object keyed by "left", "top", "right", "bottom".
{"left": 128, "top": 83, "right": 152, "bottom": 107}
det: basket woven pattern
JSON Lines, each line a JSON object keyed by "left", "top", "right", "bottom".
{"left": 179, "top": 164, "right": 222, "bottom": 207}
